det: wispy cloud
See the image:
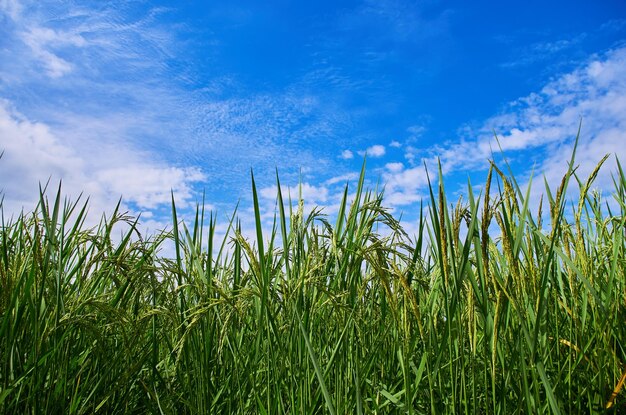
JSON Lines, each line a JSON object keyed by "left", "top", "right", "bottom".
{"left": 0, "top": 2, "right": 210, "bottom": 219}
{"left": 498, "top": 19, "right": 626, "bottom": 70}
{"left": 0, "top": 0, "right": 21, "bottom": 20}
{"left": 383, "top": 45, "right": 626, "bottom": 207}
{"left": 476, "top": 45, "right": 626, "bottom": 182}
{"left": 21, "top": 23, "right": 90, "bottom": 77}
{"left": 406, "top": 124, "right": 427, "bottom": 139}
{"left": 0, "top": 1, "right": 358, "bottom": 219}
{"left": 339, "top": 0, "right": 452, "bottom": 45}
{"left": 299, "top": 0, "right": 454, "bottom": 106}
{"left": 325, "top": 172, "right": 359, "bottom": 186}
{"left": 2, "top": 0, "right": 623, "bottom": 239}
{"left": 341, "top": 149, "right": 354, "bottom": 159}
{"left": 500, "top": 35, "right": 587, "bottom": 69}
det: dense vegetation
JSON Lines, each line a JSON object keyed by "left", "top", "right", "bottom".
{"left": 1, "top": 146, "right": 625, "bottom": 414}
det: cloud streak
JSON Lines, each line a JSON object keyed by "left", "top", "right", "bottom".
{"left": 382, "top": 45, "right": 626, "bottom": 207}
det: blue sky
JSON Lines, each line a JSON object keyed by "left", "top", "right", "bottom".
{"left": 1, "top": 0, "right": 626, "bottom": 236}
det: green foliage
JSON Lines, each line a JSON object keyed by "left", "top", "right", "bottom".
{"left": 1, "top": 151, "right": 625, "bottom": 413}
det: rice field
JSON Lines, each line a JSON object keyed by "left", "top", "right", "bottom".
{"left": 1, "top": 145, "right": 625, "bottom": 413}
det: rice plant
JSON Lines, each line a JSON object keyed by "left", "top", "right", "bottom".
{"left": 0, "top": 147, "right": 625, "bottom": 413}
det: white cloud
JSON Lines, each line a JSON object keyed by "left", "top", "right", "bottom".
{"left": 0, "top": 0, "right": 21, "bottom": 19}
{"left": 0, "top": 101, "right": 206, "bottom": 221}
{"left": 359, "top": 144, "right": 386, "bottom": 158}
{"left": 409, "top": 46, "right": 626, "bottom": 187}
{"left": 325, "top": 172, "right": 359, "bottom": 185}
{"left": 385, "top": 162, "right": 404, "bottom": 172}
{"left": 20, "top": 26, "right": 87, "bottom": 78}
{"left": 379, "top": 46, "right": 626, "bottom": 211}
{"left": 3, "top": 0, "right": 623, "bottom": 237}
{"left": 0, "top": 1, "right": 355, "bottom": 214}
{"left": 0, "top": 1, "right": 406, "bottom": 245}
{"left": 369, "top": 144, "right": 386, "bottom": 157}
{"left": 406, "top": 125, "right": 426, "bottom": 137}
{"left": 341, "top": 149, "right": 354, "bottom": 159}
{"left": 381, "top": 165, "right": 429, "bottom": 207}
{"left": 95, "top": 166, "right": 206, "bottom": 210}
